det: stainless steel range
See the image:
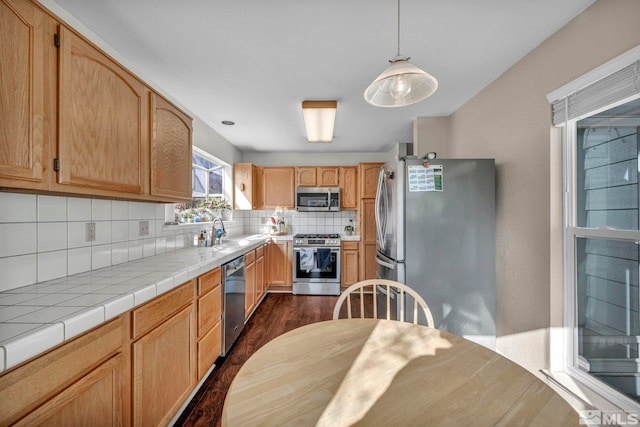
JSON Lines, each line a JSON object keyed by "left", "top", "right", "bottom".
{"left": 292, "top": 233, "right": 341, "bottom": 295}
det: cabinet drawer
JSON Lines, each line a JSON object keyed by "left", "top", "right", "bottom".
{"left": 256, "top": 245, "right": 264, "bottom": 259}
{"left": 132, "top": 280, "right": 195, "bottom": 339}
{"left": 342, "top": 241, "right": 358, "bottom": 250}
{"left": 197, "top": 321, "right": 221, "bottom": 381}
{"left": 245, "top": 249, "right": 256, "bottom": 265}
{"left": 198, "top": 284, "right": 222, "bottom": 336}
{"left": 198, "top": 267, "right": 221, "bottom": 296}
{"left": 0, "top": 316, "right": 125, "bottom": 426}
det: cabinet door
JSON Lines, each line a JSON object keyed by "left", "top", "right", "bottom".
{"left": 296, "top": 167, "right": 316, "bottom": 187}
{"left": 361, "top": 242, "right": 377, "bottom": 281}
{"left": 318, "top": 167, "right": 339, "bottom": 187}
{"left": 0, "top": 0, "right": 52, "bottom": 189}
{"left": 359, "top": 163, "right": 383, "bottom": 199}
{"left": 132, "top": 304, "right": 195, "bottom": 427}
{"left": 245, "top": 259, "right": 256, "bottom": 319}
{"left": 341, "top": 242, "right": 359, "bottom": 287}
{"left": 267, "top": 241, "right": 291, "bottom": 288}
{"left": 339, "top": 166, "right": 358, "bottom": 209}
{"left": 262, "top": 167, "right": 295, "bottom": 209}
{"left": 14, "top": 354, "right": 123, "bottom": 427}
{"left": 150, "top": 92, "right": 192, "bottom": 201}
{"left": 256, "top": 251, "right": 265, "bottom": 301}
{"left": 58, "top": 25, "right": 148, "bottom": 195}
{"left": 197, "top": 321, "right": 221, "bottom": 381}
{"left": 234, "top": 163, "right": 255, "bottom": 210}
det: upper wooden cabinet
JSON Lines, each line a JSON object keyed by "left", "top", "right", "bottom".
{"left": 339, "top": 166, "right": 358, "bottom": 209}
{"left": 234, "top": 163, "right": 257, "bottom": 210}
{"left": 150, "top": 93, "right": 192, "bottom": 201}
{"left": 295, "top": 166, "right": 339, "bottom": 187}
{"left": 0, "top": 0, "right": 54, "bottom": 190}
{"left": 1, "top": 1, "right": 193, "bottom": 202}
{"left": 359, "top": 163, "right": 383, "bottom": 199}
{"left": 318, "top": 167, "right": 339, "bottom": 186}
{"left": 261, "top": 167, "right": 295, "bottom": 209}
{"left": 57, "top": 25, "right": 149, "bottom": 195}
{"left": 296, "top": 167, "right": 316, "bottom": 187}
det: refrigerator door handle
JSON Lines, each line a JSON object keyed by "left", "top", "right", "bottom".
{"left": 375, "top": 254, "right": 394, "bottom": 269}
{"left": 375, "top": 168, "right": 386, "bottom": 251}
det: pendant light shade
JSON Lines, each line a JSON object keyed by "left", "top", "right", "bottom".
{"left": 364, "top": 0, "right": 438, "bottom": 107}
{"left": 364, "top": 55, "right": 438, "bottom": 107}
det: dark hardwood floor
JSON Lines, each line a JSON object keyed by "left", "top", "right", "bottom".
{"left": 174, "top": 293, "right": 338, "bottom": 427}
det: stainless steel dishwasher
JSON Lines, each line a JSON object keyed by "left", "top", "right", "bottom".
{"left": 222, "top": 255, "right": 246, "bottom": 356}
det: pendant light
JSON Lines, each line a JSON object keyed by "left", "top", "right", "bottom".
{"left": 364, "top": 0, "right": 438, "bottom": 107}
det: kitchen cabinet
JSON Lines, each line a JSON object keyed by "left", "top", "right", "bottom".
{"left": 0, "top": 316, "right": 130, "bottom": 426}
{"left": 359, "top": 163, "right": 382, "bottom": 199}
{"left": 341, "top": 241, "right": 359, "bottom": 287}
{"left": 256, "top": 245, "right": 265, "bottom": 302}
{"left": 234, "top": 163, "right": 259, "bottom": 210}
{"left": 0, "top": 0, "right": 55, "bottom": 191}
{"left": 296, "top": 167, "right": 339, "bottom": 187}
{"left": 245, "top": 249, "right": 257, "bottom": 318}
{"left": 150, "top": 92, "right": 193, "bottom": 201}
{"left": 339, "top": 166, "right": 358, "bottom": 209}
{"left": 318, "top": 167, "right": 339, "bottom": 186}
{"left": 132, "top": 280, "right": 196, "bottom": 427}
{"left": 197, "top": 268, "right": 222, "bottom": 381}
{"left": 57, "top": 25, "right": 149, "bottom": 196}
{"left": 267, "top": 240, "right": 292, "bottom": 291}
{"left": 296, "top": 167, "right": 317, "bottom": 186}
{"left": 261, "top": 167, "right": 295, "bottom": 209}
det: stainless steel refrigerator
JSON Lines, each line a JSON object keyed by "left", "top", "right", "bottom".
{"left": 375, "top": 143, "right": 496, "bottom": 348}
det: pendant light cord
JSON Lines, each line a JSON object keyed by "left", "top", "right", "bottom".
{"left": 396, "top": 0, "right": 401, "bottom": 56}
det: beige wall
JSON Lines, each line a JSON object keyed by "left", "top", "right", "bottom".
{"left": 416, "top": 0, "right": 640, "bottom": 373}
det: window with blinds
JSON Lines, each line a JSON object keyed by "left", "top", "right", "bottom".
{"left": 553, "top": 48, "right": 640, "bottom": 411}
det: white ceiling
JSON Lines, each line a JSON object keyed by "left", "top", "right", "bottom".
{"left": 47, "top": 0, "right": 594, "bottom": 153}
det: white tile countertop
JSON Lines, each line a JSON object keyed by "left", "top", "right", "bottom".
{"left": 0, "top": 234, "right": 271, "bottom": 373}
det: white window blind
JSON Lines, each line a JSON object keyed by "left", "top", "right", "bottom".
{"left": 552, "top": 59, "right": 640, "bottom": 125}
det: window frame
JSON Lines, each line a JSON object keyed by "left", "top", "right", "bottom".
{"left": 561, "top": 94, "right": 640, "bottom": 413}
{"left": 191, "top": 146, "right": 226, "bottom": 200}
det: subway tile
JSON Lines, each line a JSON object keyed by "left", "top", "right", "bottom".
{"left": 67, "top": 247, "right": 91, "bottom": 275}
{"left": 37, "top": 250, "right": 67, "bottom": 282}
{"left": 67, "top": 197, "right": 91, "bottom": 221}
{"left": 68, "top": 222, "right": 90, "bottom": 249}
{"left": 142, "top": 203, "right": 156, "bottom": 220}
{"left": 142, "top": 238, "right": 155, "bottom": 258}
{"left": 0, "top": 223, "right": 36, "bottom": 257}
{"left": 38, "top": 222, "right": 68, "bottom": 252}
{"left": 111, "top": 221, "right": 128, "bottom": 243}
{"left": 156, "top": 203, "right": 167, "bottom": 220}
{"left": 91, "top": 244, "right": 111, "bottom": 269}
{"left": 37, "top": 195, "right": 67, "bottom": 222}
{"left": 128, "top": 240, "right": 143, "bottom": 261}
{"left": 0, "top": 192, "right": 37, "bottom": 222}
{"left": 111, "top": 200, "right": 129, "bottom": 220}
{"left": 155, "top": 237, "right": 167, "bottom": 254}
{"left": 91, "top": 199, "right": 111, "bottom": 221}
{"left": 92, "top": 221, "right": 112, "bottom": 245}
{"left": 111, "top": 242, "right": 128, "bottom": 265}
{"left": 128, "top": 202, "right": 143, "bottom": 220}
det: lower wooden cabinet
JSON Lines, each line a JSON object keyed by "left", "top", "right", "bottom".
{"left": 267, "top": 240, "right": 292, "bottom": 291}
{"left": 14, "top": 354, "right": 124, "bottom": 427}
{"left": 245, "top": 250, "right": 257, "bottom": 319}
{"left": 342, "top": 241, "right": 359, "bottom": 287}
{"left": 0, "top": 316, "right": 129, "bottom": 426}
{"left": 256, "top": 245, "right": 265, "bottom": 301}
{"left": 197, "top": 268, "right": 222, "bottom": 381}
{"left": 132, "top": 303, "right": 195, "bottom": 427}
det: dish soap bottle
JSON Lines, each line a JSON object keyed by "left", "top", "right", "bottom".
{"left": 198, "top": 231, "right": 205, "bottom": 247}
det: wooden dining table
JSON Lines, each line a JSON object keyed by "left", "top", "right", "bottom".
{"left": 222, "top": 319, "right": 579, "bottom": 426}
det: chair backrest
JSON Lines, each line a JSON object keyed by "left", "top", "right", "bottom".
{"left": 333, "top": 279, "right": 434, "bottom": 327}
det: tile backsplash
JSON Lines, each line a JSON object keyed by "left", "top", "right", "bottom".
{"left": 0, "top": 192, "right": 357, "bottom": 292}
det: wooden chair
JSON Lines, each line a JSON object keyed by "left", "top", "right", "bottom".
{"left": 333, "top": 279, "right": 435, "bottom": 327}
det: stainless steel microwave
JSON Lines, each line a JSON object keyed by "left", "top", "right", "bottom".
{"left": 296, "top": 187, "right": 340, "bottom": 211}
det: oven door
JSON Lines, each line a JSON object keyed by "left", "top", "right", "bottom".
{"left": 292, "top": 246, "right": 340, "bottom": 282}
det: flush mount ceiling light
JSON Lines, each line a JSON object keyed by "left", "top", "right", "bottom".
{"left": 364, "top": 0, "right": 438, "bottom": 107}
{"left": 302, "top": 100, "right": 337, "bottom": 143}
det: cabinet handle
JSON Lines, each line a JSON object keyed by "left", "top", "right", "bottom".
{"left": 241, "top": 183, "right": 245, "bottom": 191}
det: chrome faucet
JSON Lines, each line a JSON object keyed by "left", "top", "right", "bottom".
{"left": 212, "top": 217, "right": 227, "bottom": 245}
